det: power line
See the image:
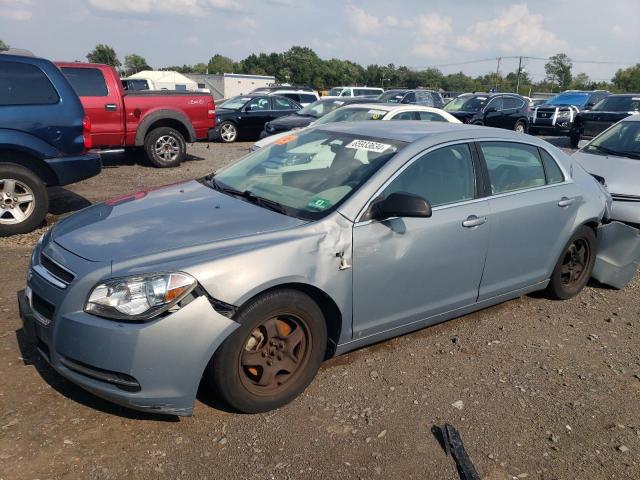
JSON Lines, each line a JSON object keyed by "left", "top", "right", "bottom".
{"left": 410, "top": 55, "right": 635, "bottom": 71}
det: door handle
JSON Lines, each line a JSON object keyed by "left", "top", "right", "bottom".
{"left": 105, "top": 104, "right": 118, "bottom": 111}
{"left": 558, "top": 197, "right": 575, "bottom": 207}
{"left": 462, "top": 215, "right": 487, "bottom": 228}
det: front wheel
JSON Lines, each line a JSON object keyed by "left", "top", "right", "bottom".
{"left": 0, "top": 163, "right": 49, "bottom": 237}
{"left": 144, "top": 127, "right": 186, "bottom": 168}
{"left": 514, "top": 120, "right": 526, "bottom": 133}
{"left": 208, "top": 289, "right": 327, "bottom": 413}
{"left": 219, "top": 122, "right": 238, "bottom": 143}
{"left": 569, "top": 129, "right": 581, "bottom": 149}
{"left": 546, "top": 226, "right": 596, "bottom": 300}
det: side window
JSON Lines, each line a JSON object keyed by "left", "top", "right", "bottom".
{"left": 247, "top": 97, "right": 270, "bottom": 111}
{"left": 417, "top": 111, "right": 447, "bottom": 122}
{"left": 281, "top": 93, "right": 299, "bottom": 103}
{"left": 272, "top": 97, "right": 295, "bottom": 110}
{"left": 480, "top": 142, "right": 546, "bottom": 194}
{"left": 403, "top": 92, "right": 416, "bottom": 103}
{"left": 383, "top": 144, "right": 475, "bottom": 207}
{"left": 415, "top": 91, "right": 434, "bottom": 106}
{"left": 503, "top": 97, "right": 522, "bottom": 109}
{"left": 61, "top": 67, "right": 108, "bottom": 97}
{"left": 539, "top": 149, "right": 565, "bottom": 184}
{"left": 390, "top": 111, "right": 416, "bottom": 120}
{"left": 486, "top": 97, "right": 503, "bottom": 111}
{"left": 0, "top": 61, "right": 60, "bottom": 105}
{"left": 299, "top": 94, "right": 317, "bottom": 104}
{"left": 340, "top": 88, "right": 352, "bottom": 97}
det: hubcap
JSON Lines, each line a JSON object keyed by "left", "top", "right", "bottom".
{"left": 560, "top": 239, "right": 590, "bottom": 286}
{"left": 239, "top": 315, "right": 310, "bottom": 394}
{"left": 0, "top": 179, "right": 35, "bottom": 225}
{"left": 221, "top": 124, "right": 237, "bottom": 142}
{"left": 154, "top": 135, "right": 180, "bottom": 162}
{"left": 515, "top": 123, "right": 525, "bottom": 133}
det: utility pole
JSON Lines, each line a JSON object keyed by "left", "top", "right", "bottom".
{"left": 494, "top": 57, "right": 501, "bottom": 92}
{"left": 515, "top": 56, "right": 523, "bottom": 94}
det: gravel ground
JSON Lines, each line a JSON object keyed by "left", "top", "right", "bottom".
{"left": 1, "top": 137, "right": 639, "bottom": 480}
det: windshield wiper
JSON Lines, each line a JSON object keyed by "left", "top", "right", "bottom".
{"left": 206, "top": 176, "right": 288, "bottom": 215}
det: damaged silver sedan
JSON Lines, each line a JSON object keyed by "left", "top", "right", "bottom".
{"left": 19, "top": 122, "right": 617, "bottom": 415}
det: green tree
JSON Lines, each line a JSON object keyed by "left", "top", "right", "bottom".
{"left": 571, "top": 72, "right": 591, "bottom": 90}
{"left": 0, "top": 38, "right": 8, "bottom": 51}
{"left": 123, "top": 54, "right": 150, "bottom": 75}
{"left": 612, "top": 64, "right": 640, "bottom": 92}
{"left": 87, "top": 44, "right": 121, "bottom": 67}
{"left": 545, "top": 53, "right": 573, "bottom": 91}
{"left": 207, "top": 54, "right": 236, "bottom": 74}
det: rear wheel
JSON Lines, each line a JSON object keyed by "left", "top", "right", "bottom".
{"left": 219, "top": 122, "right": 238, "bottom": 143}
{"left": 144, "top": 127, "right": 186, "bottom": 168}
{"left": 514, "top": 120, "right": 526, "bottom": 133}
{"left": 546, "top": 226, "right": 596, "bottom": 300}
{"left": 208, "top": 289, "right": 327, "bottom": 413}
{"left": 0, "top": 163, "right": 48, "bottom": 237}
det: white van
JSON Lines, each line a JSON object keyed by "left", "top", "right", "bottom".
{"left": 326, "top": 86, "right": 384, "bottom": 98}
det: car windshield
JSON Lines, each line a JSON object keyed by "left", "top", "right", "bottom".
{"left": 328, "top": 87, "right": 344, "bottom": 96}
{"left": 583, "top": 121, "right": 640, "bottom": 159}
{"left": 296, "top": 99, "right": 346, "bottom": 118}
{"left": 592, "top": 96, "right": 640, "bottom": 112}
{"left": 444, "top": 96, "right": 488, "bottom": 112}
{"left": 378, "top": 91, "right": 406, "bottom": 103}
{"left": 313, "top": 107, "right": 389, "bottom": 125}
{"left": 217, "top": 96, "right": 252, "bottom": 110}
{"left": 546, "top": 93, "right": 590, "bottom": 107}
{"left": 211, "top": 129, "right": 406, "bottom": 219}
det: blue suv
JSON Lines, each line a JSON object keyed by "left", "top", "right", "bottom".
{"left": 0, "top": 52, "right": 101, "bottom": 236}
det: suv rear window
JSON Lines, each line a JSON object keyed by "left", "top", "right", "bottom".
{"left": 61, "top": 67, "right": 108, "bottom": 97}
{"left": 0, "top": 61, "right": 60, "bottom": 106}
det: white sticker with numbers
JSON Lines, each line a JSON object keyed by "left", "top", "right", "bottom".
{"left": 345, "top": 139, "right": 392, "bottom": 153}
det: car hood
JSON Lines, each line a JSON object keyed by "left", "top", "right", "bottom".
{"left": 268, "top": 114, "right": 314, "bottom": 129}
{"left": 573, "top": 151, "right": 639, "bottom": 196}
{"left": 51, "top": 180, "right": 307, "bottom": 262}
{"left": 579, "top": 111, "right": 633, "bottom": 121}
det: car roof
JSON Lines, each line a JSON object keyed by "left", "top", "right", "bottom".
{"left": 313, "top": 120, "right": 540, "bottom": 143}
{"left": 331, "top": 103, "right": 441, "bottom": 112}
{"left": 621, "top": 114, "right": 640, "bottom": 122}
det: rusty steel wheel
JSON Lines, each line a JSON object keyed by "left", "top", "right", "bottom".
{"left": 208, "top": 289, "right": 327, "bottom": 413}
{"left": 546, "top": 226, "right": 596, "bottom": 300}
{"left": 239, "top": 315, "right": 310, "bottom": 394}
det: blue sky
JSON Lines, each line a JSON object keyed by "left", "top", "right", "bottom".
{"left": 1, "top": 0, "right": 638, "bottom": 82}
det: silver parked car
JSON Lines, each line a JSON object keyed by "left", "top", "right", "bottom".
{"left": 573, "top": 114, "right": 640, "bottom": 225}
{"left": 19, "top": 122, "right": 610, "bottom": 415}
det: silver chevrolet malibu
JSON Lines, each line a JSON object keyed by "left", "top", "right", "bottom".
{"left": 19, "top": 122, "right": 611, "bottom": 415}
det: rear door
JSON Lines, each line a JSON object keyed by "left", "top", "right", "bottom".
{"left": 60, "top": 66, "right": 123, "bottom": 147}
{"left": 477, "top": 141, "right": 580, "bottom": 300}
{"left": 271, "top": 96, "right": 300, "bottom": 118}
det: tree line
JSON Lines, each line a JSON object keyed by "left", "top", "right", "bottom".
{"left": 2, "top": 38, "right": 639, "bottom": 94}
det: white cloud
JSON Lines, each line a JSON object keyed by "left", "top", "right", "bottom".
{"left": 456, "top": 4, "right": 567, "bottom": 55}
{"left": 410, "top": 13, "right": 452, "bottom": 59}
{"left": 0, "top": 0, "right": 32, "bottom": 20}
{"left": 239, "top": 16, "right": 256, "bottom": 28}
{"left": 347, "top": 5, "right": 381, "bottom": 34}
{"left": 87, "top": 0, "right": 241, "bottom": 16}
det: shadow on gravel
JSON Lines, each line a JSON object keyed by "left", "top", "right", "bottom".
{"left": 15, "top": 326, "right": 179, "bottom": 422}
{"left": 100, "top": 150, "right": 205, "bottom": 168}
{"left": 47, "top": 187, "right": 92, "bottom": 215}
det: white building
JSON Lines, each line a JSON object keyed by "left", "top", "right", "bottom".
{"left": 127, "top": 70, "right": 200, "bottom": 91}
{"left": 186, "top": 73, "right": 276, "bottom": 100}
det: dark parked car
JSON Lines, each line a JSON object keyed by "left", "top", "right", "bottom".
{"left": 260, "top": 97, "right": 380, "bottom": 138}
{"left": 0, "top": 53, "right": 101, "bottom": 236}
{"left": 378, "top": 89, "right": 445, "bottom": 108}
{"left": 529, "top": 90, "right": 610, "bottom": 136}
{"left": 212, "top": 94, "right": 301, "bottom": 143}
{"left": 444, "top": 93, "right": 530, "bottom": 132}
{"left": 569, "top": 94, "right": 640, "bottom": 147}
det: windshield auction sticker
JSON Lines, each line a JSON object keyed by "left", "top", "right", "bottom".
{"left": 274, "top": 134, "right": 297, "bottom": 145}
{"left": 345, "top": 139, "right": 391, "bottom": 153}
{"left": 308, "top": 198, "right": 332, "bottom": 210}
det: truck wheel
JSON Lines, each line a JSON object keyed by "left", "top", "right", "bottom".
{"left": 144, "top": 127, "right": 186, "bottom": 168}
{"left": 219, "top": 122, "right": 238, "bottom": 143}
{"left": 545, "top": 226, "right": 596, "bottom": 300}
{"left": 0, "top": 163, "right": 49, "bottom": 237}
{"left": 207, "top": 289, "right": 327, "bottom": 413}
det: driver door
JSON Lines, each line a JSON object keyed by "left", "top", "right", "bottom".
{"left": 483, "top": 96, "right": 504, "bottom": 128}
{"left": 352, "top": 143, "right": 490, "bottom": 338}
{"left": 240, "top": 96, "right": 273, "bottom": 137}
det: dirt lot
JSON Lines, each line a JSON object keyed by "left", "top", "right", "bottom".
{"left": 1, "top": 139, "right": 639, "bottom": 480}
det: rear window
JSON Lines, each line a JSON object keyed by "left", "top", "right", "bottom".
{"left": 61, "top": 67, "right": 108, "bottom": 97}
{"left": 0, "top": 61, "right": 60, "bottom": 106}
{"left": 299, "top": 94, "right": 317, "bottom": 103}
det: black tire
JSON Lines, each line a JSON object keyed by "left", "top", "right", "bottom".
{"left": 546, "top": 226, "right": 596, "bottom": 300}
{"left": 208, "top": 289, "right": 327, "bottom": 413}
{"left": 514, "top": 120, "right": 526, "bottom": 133}
{"left": 0, "top": 163, "right": 49, "bottom": 237}
{"left": 144, "top": 127, "right": 186, "bottom": 168}
{"left": 218, "top": 121, "right": 238, "bottom": 143}
{"left": 569, "top": 129, "right": 581, "bottom": 149}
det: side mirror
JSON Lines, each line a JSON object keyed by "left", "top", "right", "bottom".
{"left": 244, "top": 105, "right": 252, "bottom": 112}
{"left": 584, "top": 102, "right": 595, "bottom": 110}
{"left": 485, "top": 106, "right": 497, "bottom": 114}
{"left": 371, "top": 192, "right": 432, "bottom": 221}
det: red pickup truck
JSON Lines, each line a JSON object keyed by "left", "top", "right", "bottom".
{"left": 56, "top": 62, "right": 216, "bottom": 168}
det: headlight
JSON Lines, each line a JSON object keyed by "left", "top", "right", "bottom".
{"left": 85, "top": 272, "right": 196, "bottom": 321}
{"left": 557, "top": 111, "right": 571, "bottom": 118}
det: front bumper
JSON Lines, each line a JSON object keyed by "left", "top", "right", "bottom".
{"left": 18, "top": 242, "right": 239, "bottom": 416}
{"left": 45, "top": 152, "right": 102, "bottom": 186}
